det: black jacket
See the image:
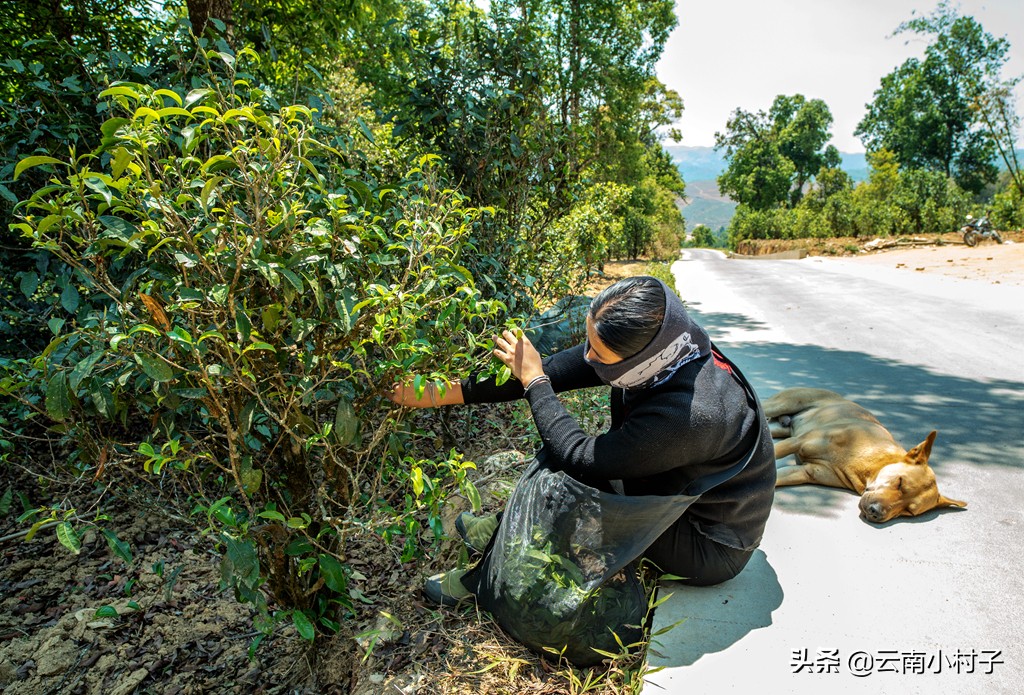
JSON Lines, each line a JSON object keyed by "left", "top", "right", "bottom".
{"left": 461, "top": 344, "right": 776, "bottom": 551}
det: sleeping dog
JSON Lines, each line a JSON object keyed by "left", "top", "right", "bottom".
{"left": 763, "top": 387, "right": 966, "bottom": 523}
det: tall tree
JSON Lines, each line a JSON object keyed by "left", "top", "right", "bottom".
{"left": 770, "top": 95, "right": 840, "bottom": 205}
{"left": 899, "top": 0, "right": 1022, "bottom": 195}
{"left": 185, "top": 0, "right": 234, "bottom": 39}
{"left": 855, "top": 1, "right": 1012, "bottom": 194}
{"left": 715, "top": 94, "right": 837, "bottom": 209}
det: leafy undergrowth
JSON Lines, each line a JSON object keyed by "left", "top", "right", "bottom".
{"left": 0, "top": 261, "right": 671, "bottom": 695}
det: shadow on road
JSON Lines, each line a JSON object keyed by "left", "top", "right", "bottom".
{"left": 653, "top": 550, "right": 783, "bottom": 667}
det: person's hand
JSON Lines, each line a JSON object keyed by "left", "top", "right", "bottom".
{"left": 492, "top": 329, "right": 544, "bottom": 384}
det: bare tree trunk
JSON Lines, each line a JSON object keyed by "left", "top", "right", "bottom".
{"left": 186, "top": 0, "right": 234, "bottom": 41}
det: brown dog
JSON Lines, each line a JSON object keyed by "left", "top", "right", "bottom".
{"left": 763, "top": 387, "right": 966, "bottom": 523}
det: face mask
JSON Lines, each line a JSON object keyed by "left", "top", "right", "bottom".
{"left": 584, "top": 279, "right": 710, "bottom": 390}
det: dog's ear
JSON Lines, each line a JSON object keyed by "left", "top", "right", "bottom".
{"left": 905, "top": 430, "right": 937, "bottom": 465}
{"left": 936, "top": 494, "right": 967, "bottom": 510}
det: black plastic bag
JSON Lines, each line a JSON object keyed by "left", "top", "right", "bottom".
{"left": 463, "top": 350, "right": 765, "bottom": 666}
{"left": 462, "top": 454, "right": 699, "bottom": 666}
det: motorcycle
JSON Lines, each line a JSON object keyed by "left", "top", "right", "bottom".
{"left": 961, "top": 215, "right": 1003, "bottom": 247}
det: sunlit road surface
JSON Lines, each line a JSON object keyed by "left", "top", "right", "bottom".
{"left": 645, "top": 249, "right": 1023, "bottom": 695}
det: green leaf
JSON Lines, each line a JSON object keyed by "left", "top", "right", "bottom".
{"left": 94, "top": 605, "right": 119, "bottom": 618}
{"left": 238, "top": 399, "right": 256, "bottom": 439}
{"left": 495, "top": 365, "right": 512, "bottom": 386}
{"left": 183, "top": 88, "right": 212, "bottom": 108}
{"left": 98, "top": 85, "right": 141, "bottom": 101}
{"left": 45, "top": 372, "right": 73, "bottom": 421}
{"left": 135, "top": 354, "right": 174, "bottom": 382}
{"left": 56, "top": 522, "right": 81, "bottom": 554}
{"left": 83, "top": 176, "right": 113, "bottom": 206}
{"left": 200, "top": 175, "right": 222, "bottom": 212}
{"left": 346, "top": 179, "right": 372, "bottom": 206}
{"left": 24, "top": 519, "right": 47, "bottom": 542}
{"left": 235, "top": 308, "right": 252, "bottom": 344}
{"left": 60, "top": 283, "right": 80, "bottom": 313}
{"left": 285, "top": 538, "right": 313, "bottom": 556}
{"left": 90, "top": 384, "right": 116, "bottom": 419}
{"left": 14, "top": 155, "right": 63, "bottom": 181}
{"left": 240, "top": 467, "right": 262, "bottom": 494}
{"left": 19, "top": 272, "right": 39, "bottom": 299}
{"left": 242, "top": 342, "right": 275, "bottom": 354}
{"left": 98, "top": 215, "right": 138, "bottom": 242}
{"left": 100, "top": 117, "right": 131, "bottom": 140}
{"left": 0, "top": 488, "right": 12, "bottom": 515}
{"left": 220, "top": 534, "right": 259, "bottom": 588}
{"left": 464, "top": 479, "right": 483, "bottom": 514}
{"left": 157, "top": 107, "right": 192, "bottom": 119}
{"left": 304, "top": 63, "right": 324, "bottom": 81}
{"left": 261, "top": 304, "right": 282, "bottom": 333}
{"left": 318, "top": 554, "right": 348, "bottom": 593}
{"left": 332, "top": 398, "right": 359, "bottom": 446}
{"left": 102, "top": 529, "right": 134, "bottom": 565}
{"left": 355, "top": 117, "right": 375, "bottom": 144}
{"left": 184, "top": 88, "right": 214, "bottom": 108}
{"left": 153, "top": 88, "right": 182, "bottom": 106}
{"left": 277, "top": 268, "right": 303, "bottom": 293}
{"left": 110, "top": 147, "right": 133, "bottom": 178}
{"left": 292, "top": 610, "right": 315, "bottom": 641}
{"left": 201, "top": 154, "right": 237, "bottom": 174}
{"left": 68, "top": 350, "right": 104, "bottom": 390}
{"left": 411, "top": 466, "right": 424, "bottom": 497}
{"left": 0, "top": 183, "right": 17, "bottom": 204}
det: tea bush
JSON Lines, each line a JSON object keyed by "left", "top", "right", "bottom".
{"left": 7, "top": 49, "right": 505, "bottom": 637}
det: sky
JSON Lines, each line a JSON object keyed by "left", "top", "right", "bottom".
{"left": 656, "top": 0, "right": 1024, "bottom": 153}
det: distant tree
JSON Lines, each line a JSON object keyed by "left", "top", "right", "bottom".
{"left": 690, "top": 224, "right": 714, "bottom": 247}
{"left": 855, "top": 1, "right": 1013, "bottom": 194}
{"left": 770, "top": 95, "right": 841, "bottom": 205}
{"left": 900, "top": 0, "right": 1023, "bottom": 195}
{"left": 716, "top": 136, "right": 794, "bottom": 210}
{"left": 715, "top": 94, "right": 838, "bottom": 209}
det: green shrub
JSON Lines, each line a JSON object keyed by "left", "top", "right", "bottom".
{"left": 990, "top": 184, "right": 1024, "bottom": 230}
{"left": 8, "top": 50, "right": 503, "bottom": 638}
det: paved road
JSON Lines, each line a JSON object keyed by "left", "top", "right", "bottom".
{"left": 646, "top": 249, "right": 1024, "bottom": 694}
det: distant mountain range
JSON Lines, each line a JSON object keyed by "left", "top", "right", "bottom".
{"left": 665, "top": 145, "right": 870, "bottom": 185}
{"left": 666, "top": 145, "right": 861, "bottom": 231}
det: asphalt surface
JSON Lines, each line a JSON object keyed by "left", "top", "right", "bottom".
{"left": 645, "top": 249, "right": 1024, "bottom": 694}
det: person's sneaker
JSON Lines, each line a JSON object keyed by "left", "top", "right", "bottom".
{"left": 455, "top": 512, "right": 500, "bottom": 554}
{"left": 422, "top": 568, "right": 473, "bottom": 607}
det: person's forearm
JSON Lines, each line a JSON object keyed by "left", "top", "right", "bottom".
{"left": 388, "top": 379, "right": 464, "bottom": 407}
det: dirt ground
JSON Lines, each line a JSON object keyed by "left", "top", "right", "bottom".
{"left": 835, "top": 237, "right": 1024, "bottom": 286}
{"left": 1, "top": 438, "right": 629, "bottom": 695}
{"left": 735, "top": 230, "right": 1024, "bottom": 286}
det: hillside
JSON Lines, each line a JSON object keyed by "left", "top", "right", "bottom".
{"left": 678, "top": 180, "right": 736, "bottom": 232}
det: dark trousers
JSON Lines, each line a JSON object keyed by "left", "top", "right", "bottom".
{"left": 643, "top": 517, "right": 754, "bottom": 587}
